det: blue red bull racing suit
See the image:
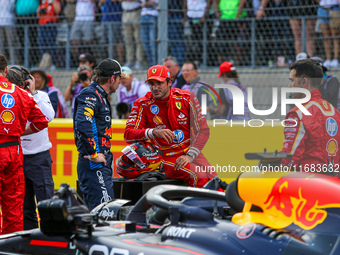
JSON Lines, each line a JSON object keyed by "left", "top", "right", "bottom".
{"left": 73, "top": 81, "right": 114, "bottom": 210}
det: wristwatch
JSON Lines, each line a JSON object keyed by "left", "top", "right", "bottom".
{"left": 187, "top": 151, "right": 196, "bottom": 160}
{"left": 31, "top": 91, "right": 38, "bottom": 96}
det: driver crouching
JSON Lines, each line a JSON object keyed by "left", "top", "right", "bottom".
{"left": 123, "top": 65, "right": 217, "bottom": 187}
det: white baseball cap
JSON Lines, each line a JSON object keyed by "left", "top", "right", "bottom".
{"left": 296, "top": 52, "right": 309, "bottom": 61}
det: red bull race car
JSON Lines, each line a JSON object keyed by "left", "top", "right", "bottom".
{"left": 1, "top": 152, "right": 340, "bottom": 255}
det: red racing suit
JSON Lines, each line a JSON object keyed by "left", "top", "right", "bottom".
{"left": 281, "top": 90, "right": 340, "bottom": 173}
{"left": 124, "top": 88, "right": 217, "bottom": 187}
{"left": 0, "top": 76, "right": 48, "bottom": 234}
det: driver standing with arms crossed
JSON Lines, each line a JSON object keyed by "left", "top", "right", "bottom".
{"left": 124, "top": 65, "right": 217, "bottom": 187}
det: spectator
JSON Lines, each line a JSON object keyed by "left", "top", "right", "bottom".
{"left": 37, "top": 0, "right": 62, "bottom": 70}
{"left": 78, "top": 52, "right": 96, "bottom": 69}
{"left": 0, "top": 0, "right": 19, "bottom": 65}
{"left": 214, "top": 61, "right": 250, "bottom": 120}
{"left": 317, "top": 0, "right": 339, "bottom": 68}
{"left": 70, "top": 0, "right": 96, "bottom": 66}
{"left": 73, "top": 58, "right": 129, "bottom": 210}
{"left": 181, "top": 61, "right": 212, "bottom": 107}
{"left": 141, "top": 0, "right": 158, "bottom": 66}
{"left": 0, "top": 55, "right": 48, "bottom": 234}
{"left": 31, "top": 69, "right": 69, "bottom": 118}
{"left": 63, "top": 0, "right": 76, "bottom": 23}
{"left": 286, "top": 0, "right": 317, "bottom": 57}
{"left": 281, "top": 58, "right": 340, "bottom": 171}
{"left": 6, "top": 65, "right": 55, "bottom": 230}
{"left": 99, "top": 0, "right": 124, "bottom": 64}
{"left": 64, "top": 65, "right": 93, "bottom": 116}
{"left": 64, "top": 53, "right": 95, "bottom": 115}
{"left": 182, "top": 0, "right": 212, "bottom": 66}
{"left": 117, "top": 66, "right": 150, "bottom": 108}
{"left": 162, "top": 56, "right": 186, "bottom": 89}
{"left": 15, "top": 0, "right": 40, "bottom": 67}
{"left": 311, "top": 56, "right": 340, "bottom": 109}
{"left": 168, "top": 0, "right": 185, "bottom": 65}
{"left": 257, "top": 0, "right": 295, "bottom": 64}
{"left": 252, "top": 0, "right": 272, "bottom": 65}
{"left": 124, "top": 64, "right": 217, "bottom": 187}
{"left": 122, "top": 0, "right": 144, "bottom": 69}
{"left": 213, "top": 0, "right": 248, "bottom": 65}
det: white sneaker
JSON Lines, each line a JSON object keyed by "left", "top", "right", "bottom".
{"left": 133, "top": 61, "right": 142, "bottom": 70}
{"left": 323, "top": 59, "right": 332, "bottom": 68}
{"left": 331, "top": 59, "right": 339, "bottom": 68}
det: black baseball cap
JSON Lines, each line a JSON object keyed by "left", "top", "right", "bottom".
{"left": 95, "top": 58, "right": 129, "bottom": 79}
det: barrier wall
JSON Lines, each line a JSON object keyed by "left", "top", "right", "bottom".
{"left": 49, "top": 119, "right": 285, "bottom": 188}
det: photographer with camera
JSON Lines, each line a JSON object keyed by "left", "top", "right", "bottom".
{"left": 64, "top": 65, "right": 94, "bottom": 116}
{"left": 116, "top": 102, "right": 131, "bottom": 119}
{"left": 37, "top": 0, "right": 61, "bottom": 70}
{"left": 6, "top": 64, "right": 55, "bottom": 231}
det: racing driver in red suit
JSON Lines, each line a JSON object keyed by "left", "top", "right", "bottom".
{"left": 124, "top": 65, "right": 217, "bottom": 187}
{"left": 281, "top": 58, "right": 340, "bottom": 173}
{"left": 0, "top": 55, "right": 48, "bottom": 234}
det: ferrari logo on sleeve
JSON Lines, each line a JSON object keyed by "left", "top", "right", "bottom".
{"left": 176, "top": 102, "right": 182, "bottom": 110}
{"left": 322, "top": 101, "right": 328, "bottom": 109}
{"left": 0, "top": 110, "right": 15, "bottom": 124}
{"left": 0, "top": 82, "right": 14, "bottom": 93}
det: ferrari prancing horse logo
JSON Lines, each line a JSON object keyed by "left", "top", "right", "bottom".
{"left": 152, "top": 68, "right": 157, "bottom": 74}
{"left": 322, "top": 101, "right": 328, "bottom": 109}
{"left": 176, "top": 102, "right": 181, "bottom": 110}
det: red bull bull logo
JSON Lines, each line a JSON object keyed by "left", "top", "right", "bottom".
{"left": 232, "top": 172, "right": 340, "bottom": 230}
{"left": 104, "top": 126, "right": 112, "bottom": 137}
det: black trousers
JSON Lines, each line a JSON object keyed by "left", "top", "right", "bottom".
{"left": 23, "top": 150, "right": 54, "bottom": 230}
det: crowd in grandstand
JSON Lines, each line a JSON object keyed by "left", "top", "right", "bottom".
{"left": 1, "top": 0, "right": 340, "bottom": 68}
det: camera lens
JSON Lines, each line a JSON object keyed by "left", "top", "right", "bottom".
{"left": 116, "top": 102, "right": 129, "bottom": 115}
{"left": 39, "top": 8, "right": 47, "bottom": 14}
{"left": 78, "top": 72, "right": 88, "bottom": 82}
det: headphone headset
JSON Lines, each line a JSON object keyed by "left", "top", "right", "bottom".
{"left": 8, "top": 65, "right": 31, "bottom": 87}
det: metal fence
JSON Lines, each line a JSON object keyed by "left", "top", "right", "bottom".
{"left": 3, "top": 1, "right": 338, "bottom": 69}
{"left": 3, "top": 0, "right": 340, "bottom": 118}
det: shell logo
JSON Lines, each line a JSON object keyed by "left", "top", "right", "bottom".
{"left": 327, "top": 138, "right": 338, "bottom": 156}
{"left": 1, "top": 110, "right": 15, "bottom": 124}
{"left": 153, "top": 116, "right": 162, "bottom": 124}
